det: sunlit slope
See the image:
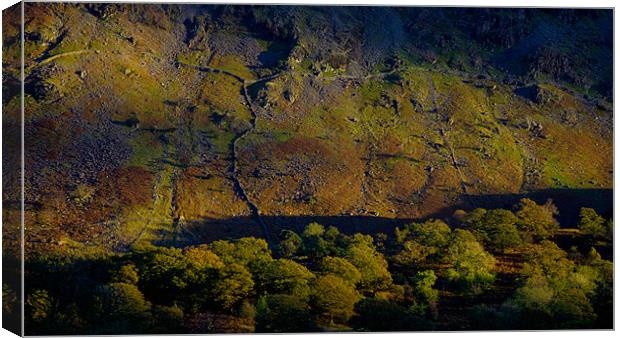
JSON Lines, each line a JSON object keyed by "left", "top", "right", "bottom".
{"left": 4, "top": 4, "right": 611, "bottom": 254}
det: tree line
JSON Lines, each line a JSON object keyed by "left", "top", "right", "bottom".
{"left": 14, "top": 198, "right": 612, "bottom": 334}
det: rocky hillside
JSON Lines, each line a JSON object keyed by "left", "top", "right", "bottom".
{"left": 2, "top": 4, "right": 613, "bottom": 255}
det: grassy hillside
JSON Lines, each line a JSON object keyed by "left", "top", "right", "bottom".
{"left": 2, "top": 4, "right": 612, "bottom": 255}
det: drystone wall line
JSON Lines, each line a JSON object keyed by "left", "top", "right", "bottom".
{"left": 126, "top": 134, "right": 181, "bottom": 248}
{"left": 177, "top": 62, "right": 243, "bottom": 83}
{"left": 129, "top": 152, "right": 168, "bottom": 248}
{"left": 206, "top": 50, "right": 217, "bottom": 67}
{"left": 90, "top": 217, "right": 169, "bottom": 227}
{"left": 178, "top": 61, "right": 272, "bottom": 246}
{"left": 126, "top": 217, "right": 156, "bottom": 249}
{"left": 166, "top": 106, "right": 186, "bottom": 245}
{"left": 237, "top": 81, "right": 273, "bottom": 246}
{"left": 35, "top": 50, "right": 91, "bottom": 67}
{"left": 359, "top": 144, "right": 377, "bottom": 212}
{"left": 179, "top": 61, "right": 399, "bottom": 86}
{"left": 408, "top": 133, "right": 436, "bottom": 206}
{"left": 175, "top": 61, "right": 404, "bottom": 243}
{"left": 316, "top": 68, "right": 399, "bottom": 82}
{"left": 345, "top": 68, "right": 402, "bottom": 214}
{"left": 426, "top": 75, "right": 469, "bottom": 196}
{"left": 439, "top": 128, "right": 468, "bottom": 194}
{"left": 503, "top": 95, "right": 541, "bottom": 195}
{"left": 359, "top": 129, "right": 391, "bottom": 214}
{"left": 178, "top": 61, "right": 284, "bottom": 86}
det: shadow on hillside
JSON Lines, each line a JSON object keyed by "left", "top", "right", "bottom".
{"left": 169, "top": 188, "right": 612, "bottom": 245}
{"left": 170, "top": 214, "right": 412, "bottom": 246}
{"left": 460, "top": 188, "right": 612, "bottom": 227}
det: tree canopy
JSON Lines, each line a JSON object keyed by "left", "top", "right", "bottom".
{"left": 23, "top": 201, "right": 612, "bottom": 334}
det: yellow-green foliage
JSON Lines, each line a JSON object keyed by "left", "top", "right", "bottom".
{"left": 119, "top": 164, "right": 174, "bottom": 246}
{"left": 177, "top": 50, "right": 211, "bottom": 66}
{"left": 200, "top": 73, "right": 252, "bottom": 119}
{"left": 211, "top": 55, "right": 256, "bottom": 80}
{"left": 125, "top": 133, "right": 165, "bottom": 168}
{"left": 15, "top": 3, "right": 612, "bottom": 260}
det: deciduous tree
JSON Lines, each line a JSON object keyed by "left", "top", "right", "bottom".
{"left": 311, "top": 274, "right": 361, "bottom": 324}
{"left": 514, "top": 198, "right": 559, "bottom": 241}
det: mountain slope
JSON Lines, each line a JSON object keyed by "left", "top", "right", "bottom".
{"left": 2, "top": 4, "right": 612, "bottom": 255}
